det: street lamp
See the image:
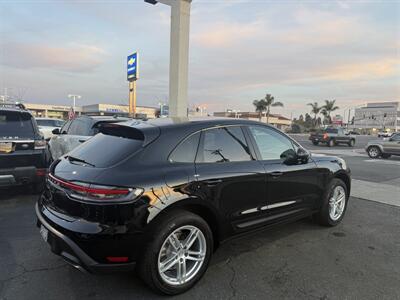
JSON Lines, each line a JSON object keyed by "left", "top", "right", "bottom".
{"left": 68, "top": 94, "right": 81, "bottom": 111}
{"left": 145, "top": 0, "right": 192, "bottom": 118}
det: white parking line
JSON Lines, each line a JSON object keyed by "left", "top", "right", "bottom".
{"left": 364, "top": 159, "right": 400, "bottom": 166}
{"left": 311, "top": 149, "right": 366, "bottom": 157}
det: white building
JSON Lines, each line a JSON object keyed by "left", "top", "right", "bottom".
{"left": 353, "top": 102, "right": 399, "bottom": 133}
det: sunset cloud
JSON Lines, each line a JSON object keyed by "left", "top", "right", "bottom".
{"left": 1, "top": 42, "right": 107, "bottom": 73}
{"left": 0, "top": 0, "right": 398, "bottom": 116}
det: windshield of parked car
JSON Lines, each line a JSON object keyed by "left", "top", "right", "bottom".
{"left": 0, "top": 111, "right": 35, "bottom": 139}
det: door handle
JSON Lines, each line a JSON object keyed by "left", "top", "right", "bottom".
{"left": 268, "top": 171, "right": 283, "bottom": 177}
{"left": 204, "top": 179, "right": 223, "bottom": 186}
{"left": 78, "top": 139, "right": 87, "bottom": 143}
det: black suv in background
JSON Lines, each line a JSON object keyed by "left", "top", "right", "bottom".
{"left": 48, "top": 115, "right": 129, "bottom": 161}
{"left": 37, "top": 118, "right": 351, "bottom": 295}
{"left": 0, "top": 102, "right": 50, "bottom": 192}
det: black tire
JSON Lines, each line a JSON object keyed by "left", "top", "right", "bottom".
{"left": 348, "top": 139, "right": 355, "bottom": 147}
{"left": 381, "top": 153, "right": 391, "bottom": 159}
{"left": 315, "top": 178, "right": 348, "bottom": 227}
{"left": 367, "top": 146, "right": 381, "bottom": 158}
{"left": 327, "top": 139, "right": 335, "bottom": 147}
{"left": 137, "top": 210, "right": 213, "bottom": 295}
{"left": 312, "top": 141, "right": 319, "bottom": 146}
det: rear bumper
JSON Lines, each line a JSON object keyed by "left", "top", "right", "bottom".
{"left": 35, "top": 202, "right": 137, "bottom": 273}
{"left": 0, "top": 166, "right": 46, "bottom": 187}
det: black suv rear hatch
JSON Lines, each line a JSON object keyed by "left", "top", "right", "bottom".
{"left": 0, "top": 110, "right": 43, "bottom": 168}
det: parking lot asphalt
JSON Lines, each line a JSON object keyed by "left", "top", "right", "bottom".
{"left": 0, "top": 192, "right": 399, "bottom": 300}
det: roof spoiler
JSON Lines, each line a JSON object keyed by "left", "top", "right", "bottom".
{"left": 97, "top": 121, "right": 160, "bottom": 146}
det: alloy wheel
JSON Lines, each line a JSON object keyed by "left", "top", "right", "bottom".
{"left": 329, "top": 186, "right": 346, "bottom": 221}
{"left": 158, "top": 225, "right": 207, "bottom": 286}
{"left": 368, "top": 147, "right": 380, "bottom": 158}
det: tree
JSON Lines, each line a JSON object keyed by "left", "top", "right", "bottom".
{"left": 307, "top": 102, "right": 321, "bottom": 127}
{"left": 253, "top": 93, "right": 283, "bottom": 123}
{"left": 321, "top": 100, "right": 339, "bottom": 124}
{"left": 253, "top": 99, "right": 267, "bottom": 121}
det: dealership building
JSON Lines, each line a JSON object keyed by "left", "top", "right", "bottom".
{"left": 25, "top": 103, "right": 158, "bottom": 119}
{"left": 213, "top": 111, "right": 292, "bottom": 131}
{"left": 353, "top": 102, "right": 399, "bottom": 133}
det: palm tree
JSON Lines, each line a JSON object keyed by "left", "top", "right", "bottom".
{"left": 321, "top": 99, "right": 339, "bottom": 124}
{"left": 253, "top": 94, "right": 283, "bottom": 123}
{"left": 253, "top": 99, "right": 267, "bottom": 121}
{"left": 307, "top": 102, "right": 321, "bottom": 127}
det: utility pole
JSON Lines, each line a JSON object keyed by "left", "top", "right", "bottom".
{"left": 145, "top": 0, "right": 192, "bottom": 118}
{"left": 68, "top": 94, "right": 81, "bottom": 111}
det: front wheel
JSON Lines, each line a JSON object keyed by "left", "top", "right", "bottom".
{"left": 348, "top": 139, "right": 355, "bottom": 147}
{"left": 137, "top": 210, "right": 213, "bottom": 295}
{"left": 312, "top": 141, "right": 319, "bottom": 146}
{"left": 367, "top": 146, "right": 381, "bottom": 158}
{"left": 315, "top": 178, "right": 348, "bottom": 226}
{"left": 327, "top": 139, "right": 335, "bottom": 147}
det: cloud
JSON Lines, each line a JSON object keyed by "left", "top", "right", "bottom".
{"left": 192, "top": 21, "right": 262, "bottom": 48}
{"left": 319, "top": 58, "right": 400, "bottom": 80}
{"left": 0, "top": 42, "right": 107, "bottom": 73}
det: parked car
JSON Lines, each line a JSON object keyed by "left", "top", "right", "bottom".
{"left": 366, "top": 132, "right": 400, "bottom": 159}
{"left": 0, "top": 102, "right": 50, "bottom": 192}
{"left": 309, "top": 127, "right": 355, "bottom": 147}
{"left": 36, "top": 118, "right": 351, "bottom": 295}
{"left": 377, "top": 130, "right": 393, "bottom": 138}
{"left": 48, "top": 115, "right": 129, "bottom": 160}
{"left": 36, "top": 117, "right": 65, "bottom": 140}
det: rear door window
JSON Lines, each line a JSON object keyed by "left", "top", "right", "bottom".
{"left": 196, "top": 126, "right": 252, "bottom": 163}
{"left": 169, "top": 132, "right": 201, "bottom": 163}
{"left": 0, "top": 111, "right": 35, "bottom": 139}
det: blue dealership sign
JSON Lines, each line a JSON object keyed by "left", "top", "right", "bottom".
{"left": 127, "top": 52, "right": 139, "bottom": 81}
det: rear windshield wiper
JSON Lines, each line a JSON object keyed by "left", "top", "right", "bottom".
{"left": 67, "top": 155, "right": 96, "bottom": 167}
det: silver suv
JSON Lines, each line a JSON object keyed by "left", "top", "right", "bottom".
{"left": 366, "top": 132, "right": 400, "bottom": 159}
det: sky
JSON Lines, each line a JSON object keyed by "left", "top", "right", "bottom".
{"left": 0, "top": 0, "right": 399, "bottom": 118}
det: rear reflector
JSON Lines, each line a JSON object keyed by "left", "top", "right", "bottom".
{"left": 106, "top": 256, "right": 129, "bottom": 263}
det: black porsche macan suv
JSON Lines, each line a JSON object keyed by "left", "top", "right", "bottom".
{"left": 36, "top": 118, "right": 351, "bottom": 295}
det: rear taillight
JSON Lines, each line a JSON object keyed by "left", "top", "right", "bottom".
{"left": 34, "top": 139, "right": 46, "bottom": 150}
{"left": 48, "top": 173, "right": 143, "bottom": 202}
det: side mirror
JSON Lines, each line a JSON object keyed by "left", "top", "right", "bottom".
{"left": 281, "top": 149, "right": 298, "bottom": 165}
{"left": 296, "top": 148, "right": 310, "bottom": 163}
{"left": 52, "top": 128, "right": 60, "bottom": 134}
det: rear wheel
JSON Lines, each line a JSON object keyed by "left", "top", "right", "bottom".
{"left": 137, "top": 210, "right": 213, "bottom": 295}
{"left": 348, "top": 139, "right": 355, "bottom": 147}
{"left": 367, "top": 146, "right": 381, "bottom": 158}
{"left": 315, "top": 178, "right": 348, "bottom": 226}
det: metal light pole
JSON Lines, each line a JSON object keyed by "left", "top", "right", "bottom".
{"left": 68, "top": 94, "right": 81, "bottom": 111}
{"left": 145, "top": 0, "right": 192, "bottom": 118}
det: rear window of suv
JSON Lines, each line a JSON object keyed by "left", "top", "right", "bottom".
{"left": 0, "top": 111, "right": 35, "bottom": 138}
{"left": 67, "top": 126, "right": 144, "bottom": 168}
